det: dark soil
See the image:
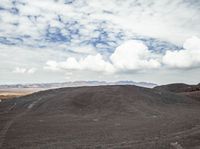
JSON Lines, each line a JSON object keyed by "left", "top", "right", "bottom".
{"left": 155, "top": 83, "right": 200, "bottom": 101}
{"left": 1, "top": 85, "right": 200, "bottom": 149}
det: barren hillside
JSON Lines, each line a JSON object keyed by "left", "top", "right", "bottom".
{"left": 0, "top": 85, "right": 200, "bottom": 149}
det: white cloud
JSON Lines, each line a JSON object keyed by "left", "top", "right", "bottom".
{"left": 79, "top": 54, "right": 115, "bottom": 73}
{"left": 110, "top": 40, "right": 161, "bottom": 71}
{"left": 45, "top": 37, "right": 200, "bottom": 74}
{"left": 27, "top": 68, "right": 37, "bottom": 74}
{"left": 0, "top": 0, "right": 199, "bottom": 46}
{"left": 13, "top": 67, "right": 37, "bottom": 74}
{"left": 13, "top": 67, "right": 26, "bottom": 74}
{"left": 0, "top": 0, "right": 200, "bottom": 84}
{"left": 45, "top": 54, "right": 115, "bottom": 73}
{"left": 163, "top": 36, "right": 200, "bottom": 68}
{"left": 183, "top": 36, "right": 200, "bottom": 50}
{"left": 45, "top": 40, "right": 161, "bottom": 73}
{"left": 44, "top": 61, "right": 60, "bottom": 71}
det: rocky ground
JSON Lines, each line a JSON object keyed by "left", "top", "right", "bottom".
{"left": 0, "top": 85, "right": 200, "bottom": 149}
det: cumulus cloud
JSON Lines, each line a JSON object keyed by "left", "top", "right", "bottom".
{"left": 110, "top": 40, "right": 161, "bottom": 71}
{"left": 13, "top": 67, "right": 26, "bottom": 74}
{"left": 45, "top": 54, "right": 115, "bottom": 73}
{"left": 45, "top": 40, "right": 161, "bottom": 73}
{"left": 163, "top": 36, "right": 200, "bottom": 69}
{"left": 44, "top": 61, "right": 60, "bottom": 71}
{"left": 183, "top": 36, "right": 200, "bottom": 50}
{"left": 13, "top": 67, "right": 37, "bottom": 74}
{"left": 45, "top": 37, "right": 200, "bottom": 73}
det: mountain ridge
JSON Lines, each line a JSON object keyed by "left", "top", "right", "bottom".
{"left": 0, "top": 80, "right": 157, "bottom": 89}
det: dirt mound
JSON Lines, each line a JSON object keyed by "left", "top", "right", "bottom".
{"left": 155, "top": 83, "right": 200, "bottom": 101}
{"left": 11, "top": 85, "right": 196, "bottom": 115}
{"left": 0, "top": 85, "right": 200, "bottom": 149}
{"left": 155, "top": 83, "right": 200, "bottom": 92}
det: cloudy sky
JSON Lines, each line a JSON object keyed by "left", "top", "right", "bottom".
{"left": 0, "top": 0, "right": 200, "bottom": 85}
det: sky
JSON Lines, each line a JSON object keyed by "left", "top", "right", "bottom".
{"left": 0, "top": 0, "right": 200, "bottom": 85}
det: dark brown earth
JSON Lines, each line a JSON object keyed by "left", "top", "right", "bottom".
{"left": 154, "top": 83, "right": 200, "bottom": 93}
{"left": 155, "top": 83, "right": 200, "bottom": 101}
{"left": 0, "top": 85, "right": 200, "bottom": 149}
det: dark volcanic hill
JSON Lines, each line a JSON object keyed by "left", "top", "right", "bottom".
{"left": 0, "top": 85, "right": 200, "bottom": 149}
{"left": 154, "top": 83, "right": 200, "bottom": 93}
{"left": 155, "top": 83, "right": 200, "bottom": 101}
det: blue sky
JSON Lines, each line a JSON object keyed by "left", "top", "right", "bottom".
{"left": 0, "top": 0, "right": 200, "bottom": 85}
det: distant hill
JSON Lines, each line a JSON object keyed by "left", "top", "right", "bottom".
{"left": 0, "top": 81, "right": 157, "bottom": 100}
{"left": 154, "top": 83, "right": 200, "bottom": 101}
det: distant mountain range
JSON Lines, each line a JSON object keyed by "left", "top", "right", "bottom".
{"left": 0, "top": 81, "right": 157, "bottom": 89}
